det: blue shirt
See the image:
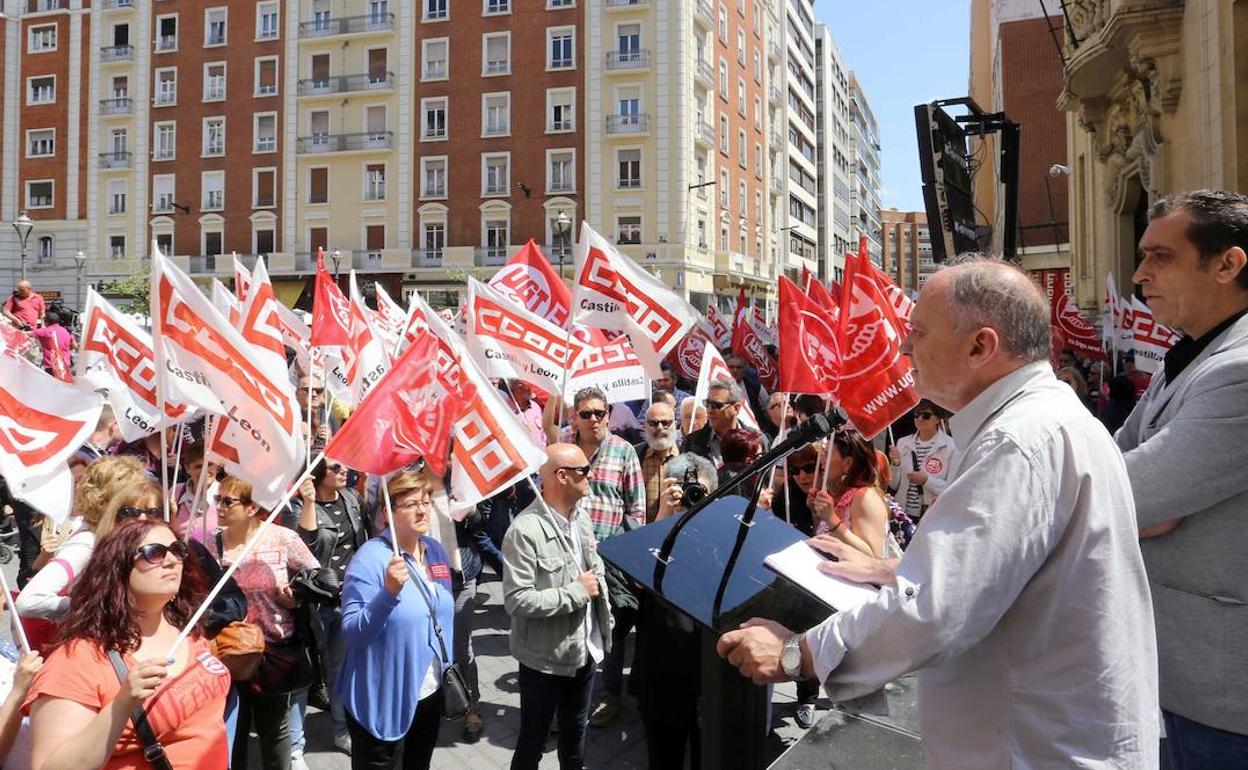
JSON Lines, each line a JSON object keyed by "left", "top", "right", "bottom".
{"left": 335, "top": 531, "right": 455, "bottom": 741}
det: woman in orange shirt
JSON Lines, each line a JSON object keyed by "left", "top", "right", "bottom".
{"left": 22, "top": 518, "right": 231, "bottom": 770}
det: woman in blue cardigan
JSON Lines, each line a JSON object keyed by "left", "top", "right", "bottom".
{"left": 337, "top": 471, "right": 455, "bottom": 770}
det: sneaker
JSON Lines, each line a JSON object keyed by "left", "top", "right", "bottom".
{"left": 795, "top": 703, "right": 816, "bottom": 729}
{"left": 589, "top": 693, "right": 621, "bottom": 728}
{"left": 291, "top": 752, "right": 311, "bottom": 770}
{"left": 333, "top": 731, "right": 353, "bottom": 755}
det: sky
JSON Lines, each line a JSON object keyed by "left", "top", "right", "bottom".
{"left": 813, "top": 0, "right": 972, "bottom": 212}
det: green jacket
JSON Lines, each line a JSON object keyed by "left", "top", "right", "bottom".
{"left": 502, "top": 499, "right": 614, "bottom": 677}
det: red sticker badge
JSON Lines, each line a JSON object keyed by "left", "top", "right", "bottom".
{"left": 923, "top": 456, "right": 945, "bottom": 476}
{"left": 428, "top": 563, "right": 451, "bottom": 582}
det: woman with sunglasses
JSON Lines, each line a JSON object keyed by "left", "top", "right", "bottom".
{"left": 209, "top": 476, "right": 320, "bottom": 770}
{"left": 887, "top": 400, "right": 954, "bottom": 521}
{"left": 337, "top": 472, "right": 455, "bottom": 770}
{"left": 809, "top": 428, "right": 890, "bottom": 559}
{"left": 22, "top": 518, "right": 232, "bottom": 770}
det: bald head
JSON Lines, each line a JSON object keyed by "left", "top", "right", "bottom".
{"left": 933, "top": 255, "right": 1051, "bottom": 362}
{"left": 15, "top": 281, "right": 31, "bottom": 296}
{"left": 539, "top": 443, "right": 590, "bottom": 514}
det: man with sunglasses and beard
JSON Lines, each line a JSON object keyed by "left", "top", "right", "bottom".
{"left": 682, "top": 379, "right": 770, "bottom": 468}
{"left": 634, "top": 401, "right": 681, "bottom": 524}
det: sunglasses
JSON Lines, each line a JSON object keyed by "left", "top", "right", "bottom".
{"left": 577, "top": 409, "right": 607, "bottom": 420}
{"left": 559, "top": 464, "right": 592, "bottom": 477}
{"left": 297, "top": 387, "right": 325, "bottom": 395}
{"left": 327, "top": 464, "right": 347, "bottom": 474}
{"left": 914, "top": 412, "right": 935, "bottom": 420}
{"left": 791, "top": 463, "right": 818, "bottom": 475}
{"left": 705, "top": 399, "right": 737, "bottom": 411}
{"left": 646, "top": 419, "right": 674, "bottom": 428}
{"left": 214, "top": 495, "right": 248, "bottom": 509}
{"left": 135, "top": 541, "right": 189, "bottom": 566}
{"left": 118, "top": 506, "right": 165, "bottom": 520}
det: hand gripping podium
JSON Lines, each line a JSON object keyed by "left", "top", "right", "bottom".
{"left": 598, "top": 412, "right": 923, "bottom": 770}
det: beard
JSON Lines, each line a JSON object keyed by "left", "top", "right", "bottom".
{"left": 645, "top": 431, "right": 676, "bottom": 451}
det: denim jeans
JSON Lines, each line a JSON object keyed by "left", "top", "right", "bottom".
{"left": 452, "top": 579, "right": 480, "bottom": 701}
{"left": 599, "top": 605, "right": 636, "bottom": 697}
{"left": 1164, "top": 709, "right": 1248, "bottom": 769}
{"left": 512, "top": 661, "right": 595, "bottom": 770}
{"left": 223, "top": 688, "right": 239, "bottom": 769}
{"left": 291, "top": 604, "right": 348, "bottom": 753}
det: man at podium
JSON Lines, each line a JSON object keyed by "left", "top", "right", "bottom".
{"left": 717, "top": 258, "right": 1160, "bottom": 769}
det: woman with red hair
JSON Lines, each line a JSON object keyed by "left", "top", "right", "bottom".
{"left": 21, "top": 518, "right": 231, "bottom": 770}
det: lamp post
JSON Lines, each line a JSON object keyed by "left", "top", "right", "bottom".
{"left": 553, "top": 211, "right": 571, "bottom": 278}
{"left": 74, "top": 250, "right": 86, "bottom": 315}
{"left": 12, "top": 211, "right": 34, "bottom": 283}
{"left": 331, "top": 249, "right": 342, "bottom": 280}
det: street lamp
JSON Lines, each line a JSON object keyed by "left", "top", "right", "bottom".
{"left": 331, "top": 249, "right": 342, "bottom": 279}
{"left": 553, "top": 212, "right": 571, "bottom": 277}
{"left": 74, "top": 250, "right": 87, "bottom": 315}
{"left": 12, "top": 211, "right": 34, "bottom": 283}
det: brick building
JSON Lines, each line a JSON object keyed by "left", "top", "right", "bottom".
{"left": 880, "top": 208, "right": 933, "bottom": 294}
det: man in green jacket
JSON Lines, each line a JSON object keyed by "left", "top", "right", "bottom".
{"left": 503, "top": 443, "right": 614, "bottom": 770}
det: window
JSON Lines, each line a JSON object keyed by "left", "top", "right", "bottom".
{"left": 27, "top": 129, "right": 54, "bottom": 158}
{"left": 368, "top": 0, "right": 389, "bottom": 25}
{"left": 153, "top": 175, "right": 175, "bottom": 212}
{"left": 738, "top": 78, "right": 745, "bottom": 114}
{"left": 483, "top": 33, "right": 510, "bottom": 75}
{"left": 720, "top": 169, "right": 729, "bottom": 206}
{"left": 364, "top": 224, "right": 385, "bottom": 256}
{"left": 364, "top": 163, "right": 386, "bottom": 201}
{"left": 617, "top": 149, "right": 641, "bottom": 189}
{"left": 754, "top": 50, "right": 761, "bottom": 82}
{"left": 617, "top": 216, "right": 641, "bottom": 245}
{"left": 203, "top": 229, "right": 224, "bottom": 257}
{"left": 719, "top": 5, "right": 728, "bottom": 41}
{"left": 367, "top": 106, "right": 388, "bottom": 139}
{"left": 155, "top": 233, "right": 173, "bottom": 257}
{"left": 421, "top": 157, "right": 447, "bottom": 198}
{"left": 253, "top": 168, "right": 276, "bottom": 207}
{"left": 548, "top": 150, "right": 574, "bottom": 193}
{"left": 718, "top": 59, "right": 727, "bottom": 99}
{"left": 422, "top": 98, "right": 447, "bottom": 140}
{"left": 737, "top": 31, "right": 745, "bottom": 63}
{"left": 424, "top": 0, "right": 448, "bottom": 21}
{"left": 156, "top": 15, "right": 178, "bottom": 51}
{"left": 485, "top": 0, "right": 509, "bottom": 14}
{"left": 29, "top": 25, "right": 56, "bottom": 53}
{"left": 254, "top": 113, "right": 276, "bottom": 152}
{"left": 308, "top": 167, "right": 329, "bottom": 203}
{"left": 738, "top": 129, "right": 746, "bottom": 166}
{"left": 155, "top": 69, "right": 177, "bottom": 105}
{"left": 547, "top": 88, "right": 575, "bottom": 132}
{"left": 310, "top": 54, "right": 330, "bottom": 89}
{"left": 719, "top": 114, "right": 729, "bottom": 152}
{"left": 482, "top": 153, "right": 510, "bottom": 196}
{"left": 205, "top": 8, "right": 227, "bottom": 46}
{"left": 616, "top": 87, "right": 640, "bottom": 125}
{"left": 482, "top": 93, "right": 510, "bottom": 137}
{"left": 484, "top": 219, "right": 509, "bottom": 258}
{"left": 203, "top": 63, "right": 225, "bottom": 101}
{"left": 309, "top": 110, "right": 329, "bottom": 144}
{"left": 548, "top": 27, "right": 574, "bottom": 69}
{"left": 28, "top": 76, "right": 55, "bottom": 105}
{"left": 202, "top": 117, "right": 225, "bottom": 156}
{"left": 255, "top": 227, "right": 275, "bottom": 256}
{"left": 422, "top": 39, "right": 448, "bottom": 80}
{"left": 422, "top": 223, "right": 445, "bottom": 255}
{"left": 549, "top": 0, "right": 574, "bottom": 6}
{"left": 110, "top": 75, "right": 129, "bottom": 100}
{"left": 26, "top": 181, "right": 53, "bottom": 209}
{"left": 308, "top": 227, "right": 328, "bottom": 254}
{"left": 255, "top": 58, "right": 278, "bottom": 95}
{"left": 616, "top": 23, "right": 640, "bottom": 62}
{"left": 739, "top": 180, "right": 747, "bottom": 213}
{"left": 368, "top": 48, "right": 389, "bottom": 84}
{"left": 202, "top": 171, "right": 225, "bottom": 211}
{"left": 110, "top": 236, "right": 126, "bottom": 260}
{"left": 755, "top": 142, "right": 763, "bottom": 177}
{"left": 108, "top": 180, "right": 127, "bottom": 215}
{"left": 257, "top": 3, "right": 279, "bottom": 39}
{"left": 153, "top": 122, "right": 176, "bottom": 160}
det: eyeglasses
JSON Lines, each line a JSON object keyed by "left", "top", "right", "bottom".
{"left": 914, "top": 412, "right": 935, "bottom": 420}
{"left": 577, "top": 409, "right": 608, "bottom": 420}
{"left": 646, "top": 419, "right": 674, "bottom": 429}
{"left": 791, "top": 463, "right": 818, "bottom": 475}
{"left": 704, "top": 399, "right": 737, "bottom": 411}
{"left": 118, "top": 506, "right": 164, "bottom": 520}
{"left": 134, "top": 541, "right": 189, "bottom": 566}
{"left": 327, "top": 464, "right": 347, "bottom": 474}
{"left": 214, "top": 495, "right": 247, "bottom": 509}
{"left": 559, "top": 464, "right": 592, "bottom": 477}
{"left": 297, "top": 387, "right": 324, "bottom": 396}
{"left": 394, "top": 499, "right": 433, "bottom": 512}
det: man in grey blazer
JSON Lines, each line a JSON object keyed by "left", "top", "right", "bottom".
{"left": 1117, "top": 190, "right": 1248, "bottom": 768}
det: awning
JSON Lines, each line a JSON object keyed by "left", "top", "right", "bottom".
{"left": 272, "top": 278, "right": 308, "bottom": 309}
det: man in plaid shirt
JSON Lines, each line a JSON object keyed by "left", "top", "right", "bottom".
{"left": 559, "top": 387, "right": 644, "bottom": 728}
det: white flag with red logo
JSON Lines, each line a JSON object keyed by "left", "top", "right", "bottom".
{"left": 1117, "top": 294, "right": 1136, "bottom": 355}
{"left": 150, "top": 249, "right": 303, "bottom": 508}
{"left": 667, "top": 321, "right": 720, "bottom": 382}
{"left": 0, "top": 354, "right": 104, "bottom": 522}
{"left": 211, "top": 279, "right": 242, "bottom": 327}
{"left": 1130, "top": 296, "right": 1182, "bottom": 374}
{"left": 693, "top": 342, "right": 759, "bottom": 432}
{"left": 705, "top": 304, "right": 732, "bottom": 349}
{"left": 237, "top": 257, "right": 291, "bottom": 376}
{"left": 731, "top": 288, "right": 780, "bottom": 392}
{"left": 76, "top": 288, "right": 188, "bottom": 442}
{"left": 233, "top": 258, "right": 254, "bottom": 306}
{"left": 466, "top": 279, "right": 590, "bottom": 397}
{"left": 571, "top": 223, "right": 697, "bottom": 377}
{"left": 566, "top": 333, "right": 650, "bottom": 404}
{"left": 336, "top": 271, "right": 392, "bottom": 404}
{"left": 371, "top": 284, "right": 409, "bottom": 357}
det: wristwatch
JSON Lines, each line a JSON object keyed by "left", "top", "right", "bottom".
{"left": 780, "top": 633, "right": 805, "bottom": 681}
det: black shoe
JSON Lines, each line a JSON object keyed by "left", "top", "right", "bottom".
{"left": 308, "top": 682, "right": 331, "bottom": 711}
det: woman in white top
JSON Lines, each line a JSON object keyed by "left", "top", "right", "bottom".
{"left": 888, "top": 400, "right": 955, "bottom": 521}
{"left": 15, "top": 455, "right": 148, "bottom": 622}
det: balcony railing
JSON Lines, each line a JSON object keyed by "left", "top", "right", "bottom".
{"left": 99, "top": 97, "right": 132, "bottom": 115}
{"left": 28, "top": 0, "right": 65, "bottom": 11}
{"left": 606, "top": 0, "right": 650, "bottom": 6}
{"left": 155, "top": 35, "right": 177, "bottom": 52}
{"left": 189, "top": 255, "right": 225, "bottom": 273}
{"left": 295, "top": 131, "right": 392, "bottom": 154}
{"left": 696, "top": 58, "right": 714, "bottom": 85}
{"left": 101, "top": 0, "right": 134, "bottom": 8}
{"left": 297, "top": 72, "right": 394, "bottom": 96}
{"left": 605, "top": 114, "right": 649, "bottom": 134}
{"left": 100, "top": 44, "right": 133, "bottom": 61}
{"left": 299, "top": 13, "right": 395, "bottom": 38}
{"left": 694, "top": 0, "right": 713, "bottom": 26}
{"left": 695, "top": 121, "right": 715, "bottom": 145}
{"left": 154, "top": 88, "right": 176, "bottom": 106}
{"left": 412, "top": 249, "right": 443, "bottom": 268}
{"left": 548, "top": 179, "right": 575, "bottom": 193}
{"left": 768, "top": 40, "right": 782, "bottom": 61}
{"left": 605, "top": 49, "right": 650, "bottom": 70}
{"left": 475, "top": 247, "right": 508, "bottom": 267}
{"left": 98, "top": 151, "right": 131, "bottom": 168}
{"left": 354, "top": 250, "right": 384, "bottom": 268}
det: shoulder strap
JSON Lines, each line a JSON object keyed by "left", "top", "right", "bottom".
{"left": 407, "top": 567, "right": 451, "bottom": 667}
{"left": 106, "top": 651, "right": 175, "bottom": 770}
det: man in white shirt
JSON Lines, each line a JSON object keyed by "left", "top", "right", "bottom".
{"left": 717, "top": 257, "right": 1159, "bottom": 769}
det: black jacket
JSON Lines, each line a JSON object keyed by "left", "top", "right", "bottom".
{"left": 283, "top": 488, "right": 371, "bottom": 578}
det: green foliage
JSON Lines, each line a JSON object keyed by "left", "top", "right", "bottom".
{"left": 99, "top": 265, "right": 151, "bottom": 318}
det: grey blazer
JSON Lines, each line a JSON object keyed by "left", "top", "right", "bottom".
{"left": 1115, "top": 311, "right": 1248, "bottom": 734}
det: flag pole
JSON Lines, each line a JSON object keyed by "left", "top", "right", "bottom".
{"left": 380, "top": 478, "right": 402, "bottom": 560}
{"left": 0, "top": 566, "right": 31, "bottom": 654}
{"left": 168, "top": 426, "right": 186, "bottom": 519}
{"left": 165, "top": 452, "right": 326, "bottom": 661}
{"left": 190, "top": 417, "right": 214, "bottom": 544}
{"left": 306, "top": 355, "right": 316, "bottom": 467}
{"left": 766, "top": 398, "right": 789, "bottom": 490}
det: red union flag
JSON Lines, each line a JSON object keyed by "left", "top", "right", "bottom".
{"left": 0, "top": 353, "right": 102, "bottom": 487}
{"left": 489, "top": 239, "right": 573, "bottom": 328}
{"left": 467, "top": 279, "right": 590, "bottom": 396}
{"left": 731, "top": 287, "right": 780, "bottom": 391}
{"left": 1130, "top": 296, "right": 1181, "bottom": 374}
{"left": 76, "top": 288, "right": 187, "bottom": 442}
{"left": 778, "top": 277, "right": 841, "bottom": 396}
{"left": 372, "top": 284, "right": 409, "bottom": 356}
{"left": 705, "top": 304, "right": 731, "bottom": 349}
{"left": 693, "top": 342, "right": 759, "bottom": 432}
{"left": 151, "top": 250, "right": 303, "bottom": 508}
{"left": 668, "top": 321, "right": 720, "bottom": 382}
{"left": 311, "top": 248, "right": 352, "bottom": 347}
{"left": 571, "top": 223, "right": 697, "bottom": 375}
{"left": 1050, "top": 278, "right": 1105, "bottom": 361}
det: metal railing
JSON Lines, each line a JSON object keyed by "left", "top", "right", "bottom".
{"left": 98, "top": 151, "right": 131, "bottom": 168}
{"left": 100, "top": 44, "right": 133, "bottom": 61}
{"left": 354, "top": 250, "right": 384, "bottom": 268}
{"left": 297, "top": 72, "right": 394, "bottom": 95}
{"left": 295, "top": 131, "right": 392, "bottom": 153}
{"left": 298, "top": 13, "right": 395, "bottom": 38}
{"left": 99, "top": 97, "right": 132, "bottom": 114}
{"left": 474, "top": 247, "right": 508, "bottom": 266}
{"left": 412, "top": 249, "right": 443, "bottom": 268}
{"left": 605, "top": 114, "right": 649, "bottom": 134}
{"left": 155, "top": 35, "right": 177, "bottom": 52}
{"left": 606, "top": 49, "right": 650, "bottom": 70}
{"left": 695, "top": 121, "right": 716, "bottom": 145}
{"left": 100, "top": 0, "right": 134, "bottom": 8}
{"left": 606, "top": 0, "right": 649, "bottom": 6}
{"left": 696, "top": 59, "right": 715, "bottom": 84}
{"left": 694, "top": 0, "right": 713, "bottom": 26}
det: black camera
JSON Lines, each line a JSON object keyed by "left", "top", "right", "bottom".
{"left": 680, "top": 468, "right": 708, "bottom": 507}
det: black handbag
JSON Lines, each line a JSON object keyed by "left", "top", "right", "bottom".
{"left": 409, "top": 570, "right": 471, "bottom": 721}
{"left": 250, "top": 634, "right": 315, "bottom": 695}
{"left": 106, "top": 651, "right": 175, "bottom": 770}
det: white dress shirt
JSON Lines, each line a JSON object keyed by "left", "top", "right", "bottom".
{"left": 805, "top": 362, "right": 1159, "bottom": 769}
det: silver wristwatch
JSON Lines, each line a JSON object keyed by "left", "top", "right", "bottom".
{"left": 780, "top": 633, "right": 805, "bottom": 681}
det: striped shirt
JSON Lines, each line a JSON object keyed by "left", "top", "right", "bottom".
{"left": 561, "top": 429, "right": 645, "bottom": 542}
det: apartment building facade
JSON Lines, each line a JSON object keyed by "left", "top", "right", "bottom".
{"left": 812, "top": 21, "right": 851, "bottom": 282}
{"left": 880, "top": 207, "right": 934, "bottom": 294}
{"left": 848, "top": 72, "right": 881, "bottom": 266}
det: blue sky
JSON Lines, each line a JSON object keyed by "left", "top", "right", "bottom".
{"left": 813, "top": 0, "right": 971, "bottom": 211}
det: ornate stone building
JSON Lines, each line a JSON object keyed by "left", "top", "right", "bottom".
{"left": 1058, "top": 0, "right": 1241, "bottom": 312}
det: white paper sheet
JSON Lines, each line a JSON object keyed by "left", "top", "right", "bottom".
{"left": 763, "top": 540, "right": 880, "bottom": 613}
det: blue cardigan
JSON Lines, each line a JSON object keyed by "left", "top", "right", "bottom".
{"left": 335, "top": 531, "right": 455, "bottom": 741}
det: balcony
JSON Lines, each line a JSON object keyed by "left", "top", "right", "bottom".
{"left": 354, "top": 250, "right": 384, "bottom": 269}
{"left": 769, "top": 85, "right": 783, "bottom": 105}
{"left": 412, "top": 249, "right": 443, "bottom": 268}
{"left": 606, "top": 0, "right": 650, "bottom": 7}
{"left": 99, "top": 97, "right": 132, "bottom": 115}
{"left": 98, "top": 151, "right": 131, "bottom": 169}
{"left": 296, "top": 131, "right": 392, "bottom": 154}
{"left": 100, "top": 0, "right": 133, "bottom": 8}
{"left": 154, "top": 89, "right": 176, "bottom": 106}
{"left": 100, "top": 44, "right": 133, "bottom": 62}
{"left": 150, "top": 199, "right": 176, "bottom": 213}
{"left": 155, "top": 35, "right": 177, "bottom": 52}
{"left": 548, "top": 179, "right": 575, "bottom": 194}
{"left": 299, "top": 13, "right": 395, "bottom": 38}
{"left": 605, "top": 113, "right": 649, "bottom": 135}
{"left": 769, "top": 127, "right": 784, "bottom": 146}
{"left": 694, "top": 0, "right": 713, "bottom": 27}
{"left": 695, "top": 121, "right": 715, "bottom": 147}
{"left": 769, "top": 175, "right": 783, "bottom": 195}
{"left": 768, "top": 40, "right": 782, "bottom": 62}
{"left": 605, "top": 49, "right": 650, "bottom": 72}
{"left": 27, "top": 0, "right": 65, "bottom": 11}
{"left": 475, "top": 247, "right": 508, "bottom": 267}
{"left": 695, "top": 58, "right": 714, "bottom": 87}
{"left": 188, "top": 255, "right": 231, "bottom": 274}
{"left": 297, "top": 72, "right": 394, "bottom": 96}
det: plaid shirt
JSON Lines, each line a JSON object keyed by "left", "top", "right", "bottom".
{"left": 561, "top": 429, "right": 645, "bottom": 542}
{"left": 638, "top": 443, "right": 679, "bottom": 524}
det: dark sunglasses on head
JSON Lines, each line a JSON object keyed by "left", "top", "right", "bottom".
{"left": 135, "top": 541, "right": 189, "bottom": 566}
{"left": 559, "top": 464, "right": 592, "bottom": 477}
{"left": 118, "top": 506, "right": 164, "bottom": 520}
{"left": 647, "top": 419, "right": 674, "bottom": 428}
{"left": 705, "top": 399, "right": 736, "bottom": 411}
{"left": 791, "top": 463, "right": 818, "bottom": 475}
{"left": 577, "top": 409, "right": 607, "bottom": 420}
